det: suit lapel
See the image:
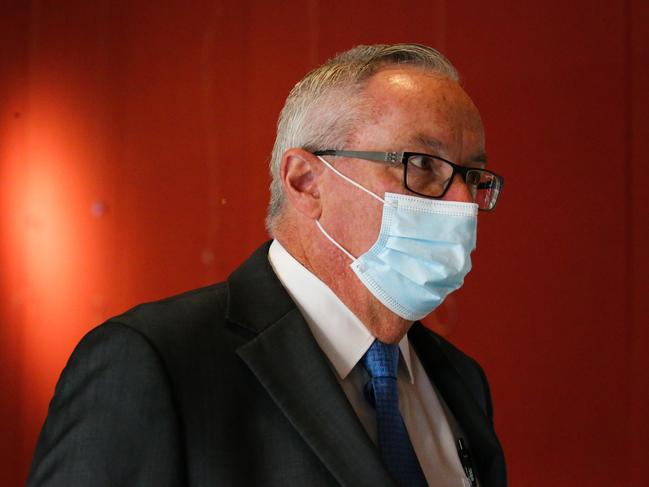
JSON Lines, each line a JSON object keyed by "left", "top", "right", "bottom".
{"left": 409, "top": 323, "right": 506, "bottom": 487}
{"left": 227, "top": 243, "right": 393, "bottom": 486}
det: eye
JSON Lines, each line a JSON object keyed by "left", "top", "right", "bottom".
{"left": 466, "top": 171, "right": 482, "bottom": 186}
{"left": 405, "top": 155, "right": 453, "bottom": 195}
{"left": 409, "top": 155, "right": 433, "bottom": 170}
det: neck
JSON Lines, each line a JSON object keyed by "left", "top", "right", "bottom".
{"left": 274, "top": 221, "right": 412, "bottom": 345}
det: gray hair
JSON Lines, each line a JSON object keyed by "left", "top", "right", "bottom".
{"left": 265, "top": 43, "right": 459, "bottom": 232}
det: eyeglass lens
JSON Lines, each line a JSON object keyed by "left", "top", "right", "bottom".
{"left": 405, "top": 154, "right": 500, "bottom": 210}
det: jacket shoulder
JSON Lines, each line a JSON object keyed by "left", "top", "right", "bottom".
{"left": 111, "top": 282, "right": 227, "bottom": 330}
{"left": 104, "top": 282, "right": 239, "bottom": 350}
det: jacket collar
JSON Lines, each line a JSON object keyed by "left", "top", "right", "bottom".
{"left": 409, "top": 323, "right": 507, "bottom": 487}
{"left": 226, "top": 242, "right": 395, "bottom": 485}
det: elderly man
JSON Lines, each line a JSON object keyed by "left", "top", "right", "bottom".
{"left": 29, "top": 44, "right": 506, "bottom": 487}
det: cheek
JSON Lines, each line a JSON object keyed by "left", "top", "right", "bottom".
{"left": 321, "top": 184, "right": 384, "bottom": 256}
{"left": 357, "top": 165, "right": 405, "bottom": 199}
{"left": 319, "top": 163, "right": 398, "bottom": 255}
{"left": 348, "top": 198, "right": 384, "bottom": 254}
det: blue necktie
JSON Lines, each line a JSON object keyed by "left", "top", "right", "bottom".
{"left": 362, "top": 340, "right": 428, "bottom": 486}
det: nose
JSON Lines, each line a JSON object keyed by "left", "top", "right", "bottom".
{"left": 442, "top": 174, "right": 474, "bottom": 204}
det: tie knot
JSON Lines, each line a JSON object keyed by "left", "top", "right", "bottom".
{"left": 362, "top": 340, "right": 399, "bottom": 379}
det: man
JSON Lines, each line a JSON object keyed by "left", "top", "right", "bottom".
{"left": 29, "top": 44, "right": 506, "bottom": 486}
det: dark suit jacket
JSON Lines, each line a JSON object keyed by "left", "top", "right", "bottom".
{"left": 28, "top": 242, "right": 506, "bottom": 486}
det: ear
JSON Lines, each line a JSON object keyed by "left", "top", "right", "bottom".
{"left": 280, "top": 148, "right": 324, "bottom": 220}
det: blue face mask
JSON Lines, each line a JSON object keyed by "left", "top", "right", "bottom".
{"left": 315, "top": 156, "right": 478, "bottom": 321}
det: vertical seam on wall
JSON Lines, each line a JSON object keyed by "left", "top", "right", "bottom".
{"left": 307, "top": 0, "right": 319, "bottom": 68}
{"left": 19, "top": 0, "right": 42, "bottom": 465}
{"left": 435, "top": 0, "right": 447, "bottom": 54}
{"left": 623, "top": 0, "right": 634, "bottom": 483}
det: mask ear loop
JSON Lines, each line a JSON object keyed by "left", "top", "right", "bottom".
{"left": 314, "top": 155, "right": 388, "bottom": 262}
{"left": 316, "top": 156, "right": 386, "bottom": 205}
{"left": 315, "top": 220, "right": 356, "bottom": 261}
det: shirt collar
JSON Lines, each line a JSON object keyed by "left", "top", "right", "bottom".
{"left": 268, "top": 240, "right": 414, "bottom": 383}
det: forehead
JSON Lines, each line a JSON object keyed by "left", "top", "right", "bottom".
{"left": 352, "top": 67, "right": 484, "bottom": 152}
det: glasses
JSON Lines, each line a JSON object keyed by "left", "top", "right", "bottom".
{"left": 313, "top": 150, "right": 504, "bottom": 211}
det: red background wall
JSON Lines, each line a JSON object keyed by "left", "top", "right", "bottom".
{"left": 1, "top": 1, "right": 647, "bottom": 485}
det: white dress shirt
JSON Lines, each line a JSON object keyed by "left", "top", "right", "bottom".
{"left": 268, "top": 240, "right": 474, "bottom": 487}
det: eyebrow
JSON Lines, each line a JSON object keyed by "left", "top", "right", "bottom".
{"left": 471, "top": 153, "right": 488, "bottom": 166}
{"left": 413, "top": 134, "right": 488, "bottom": 166}
{"left": 413, "top": 134, "right": 443, "bottom": 152}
